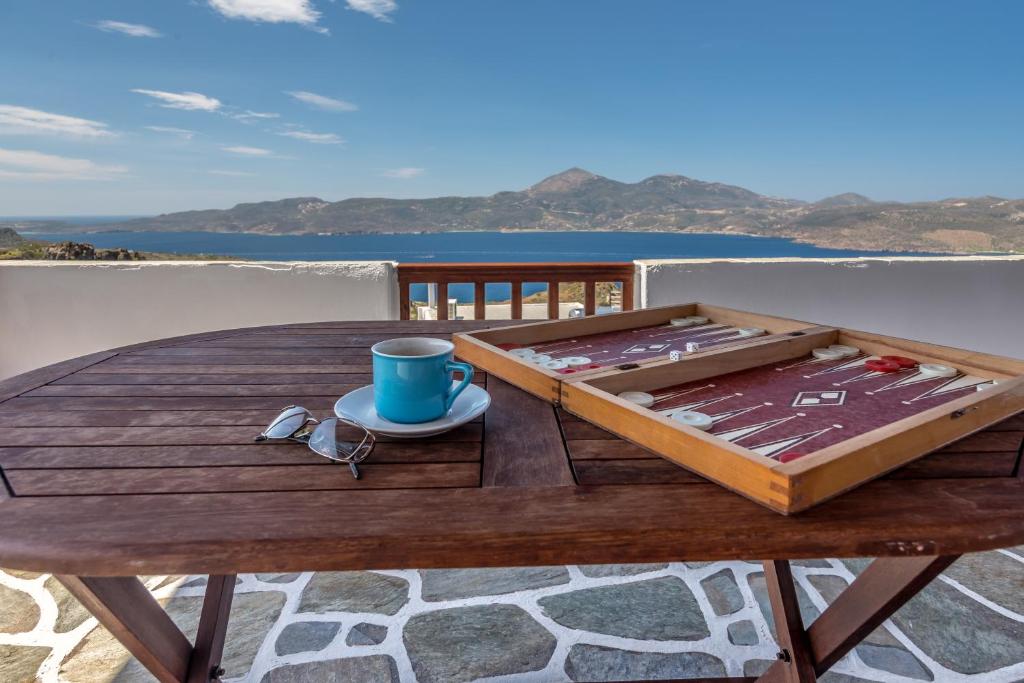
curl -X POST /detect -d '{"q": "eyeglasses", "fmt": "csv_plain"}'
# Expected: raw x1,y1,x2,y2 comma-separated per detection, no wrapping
255,405,376,479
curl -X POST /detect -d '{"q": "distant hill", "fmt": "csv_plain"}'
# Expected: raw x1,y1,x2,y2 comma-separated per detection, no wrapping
8,169,1023,253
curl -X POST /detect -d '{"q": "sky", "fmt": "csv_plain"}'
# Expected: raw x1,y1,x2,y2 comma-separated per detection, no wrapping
0,0,1022,215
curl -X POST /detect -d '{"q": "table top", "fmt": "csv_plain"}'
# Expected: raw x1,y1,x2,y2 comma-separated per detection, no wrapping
0,320,1021,577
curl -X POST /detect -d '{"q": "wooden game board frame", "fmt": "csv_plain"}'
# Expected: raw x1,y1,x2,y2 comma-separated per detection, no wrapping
560,327,1024,514
452,302,819,403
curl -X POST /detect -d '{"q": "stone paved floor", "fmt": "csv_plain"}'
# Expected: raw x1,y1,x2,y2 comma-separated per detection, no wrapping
2,550,1023,682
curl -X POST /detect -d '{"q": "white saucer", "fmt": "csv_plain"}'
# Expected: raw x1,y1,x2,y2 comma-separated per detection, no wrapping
334,383,491,438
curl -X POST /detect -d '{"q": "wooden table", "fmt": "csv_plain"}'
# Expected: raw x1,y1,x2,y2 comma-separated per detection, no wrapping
0,320,1021,683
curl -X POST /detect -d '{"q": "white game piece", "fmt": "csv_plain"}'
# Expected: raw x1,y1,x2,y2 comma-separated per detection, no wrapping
737,327,766,338
976,380,1000,392
669,350,682,361
685,342,701,353
529,354,552,364
670,317,698,327
812,347,845,361
543,359,569,370
685,316,709,325
618,391,655,408
671,410,713,430
918,363,957,378
511,348,536,358
564,356,592,367
828,344,859,357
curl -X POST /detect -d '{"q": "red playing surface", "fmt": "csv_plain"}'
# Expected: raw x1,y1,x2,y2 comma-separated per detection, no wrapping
643,353,991,461
511,322,764,369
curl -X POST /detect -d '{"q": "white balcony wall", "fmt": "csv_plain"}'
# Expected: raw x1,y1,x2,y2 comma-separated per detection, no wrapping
0,261,398,380
637,256,1024,359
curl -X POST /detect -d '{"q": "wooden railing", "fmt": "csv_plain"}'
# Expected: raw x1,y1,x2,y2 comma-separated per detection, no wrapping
396,262,635,321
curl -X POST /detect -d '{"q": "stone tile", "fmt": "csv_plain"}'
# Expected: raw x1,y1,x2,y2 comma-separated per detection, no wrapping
728,619,759,646
275,621,341,656
0,584,40,634
298,572,408,615
539,577,709,641
685,561,714,568
403,604,555,683
261,656,399,683
564,644,726,681
256,573,302,584
182,577,207,588
419,567,569,601
346,622,388,646
577,564,668,578
743,659,774,676
2,569,42,580
943,551,1024,616
857,642,933,680
889,577,1024,674
748,572,819,640
792,559,833,568
60,591,285,682
701,569,744,616
0,644,50,683
45,576,92,634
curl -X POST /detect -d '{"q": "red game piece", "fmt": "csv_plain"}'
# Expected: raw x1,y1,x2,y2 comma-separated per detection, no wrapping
588,363,603,369
881,355,918,369
779,453,805,463
865,359,902,373
559,369,576,374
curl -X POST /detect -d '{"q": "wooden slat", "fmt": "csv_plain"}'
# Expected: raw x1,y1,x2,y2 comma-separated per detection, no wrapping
54,576,192,683
0,409,285,428
6,462,481,496
474,281,486,321
481,377,574,487
2,477,1022,576
584,281,596,316
54,372,377,385
400,281,411,320
437,282,449,321
621,275,635,311
574,459,706,486
0,423,481,447
79,363,375,374
0,351,118,404
1,396,345,411
565,439,653,460
0,442,481,469
23,384,367,398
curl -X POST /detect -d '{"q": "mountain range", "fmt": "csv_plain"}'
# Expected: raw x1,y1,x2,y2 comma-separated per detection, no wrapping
12,168,1024,253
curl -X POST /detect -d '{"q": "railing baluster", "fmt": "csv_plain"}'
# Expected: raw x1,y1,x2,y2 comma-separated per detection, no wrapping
474,282,486,321
511,281,523,320
547,281,559,320
394,263,635,322
437,282,449,321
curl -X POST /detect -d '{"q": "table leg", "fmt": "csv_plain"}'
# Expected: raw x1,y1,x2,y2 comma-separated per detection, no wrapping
755,555,958,682
55,574,237,683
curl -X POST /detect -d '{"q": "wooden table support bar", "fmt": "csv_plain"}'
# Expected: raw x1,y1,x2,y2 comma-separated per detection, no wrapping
55,574,237,683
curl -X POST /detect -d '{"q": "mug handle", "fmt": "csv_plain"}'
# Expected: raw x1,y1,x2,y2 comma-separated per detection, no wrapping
444,361,475,412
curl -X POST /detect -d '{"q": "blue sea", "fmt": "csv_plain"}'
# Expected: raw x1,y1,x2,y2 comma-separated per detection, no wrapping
21,228,919,303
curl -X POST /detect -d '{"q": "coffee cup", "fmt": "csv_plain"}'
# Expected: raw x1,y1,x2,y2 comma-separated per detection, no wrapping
370,337,474,423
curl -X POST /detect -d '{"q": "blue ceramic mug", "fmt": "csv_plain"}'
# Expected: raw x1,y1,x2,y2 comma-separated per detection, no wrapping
371,337,475,423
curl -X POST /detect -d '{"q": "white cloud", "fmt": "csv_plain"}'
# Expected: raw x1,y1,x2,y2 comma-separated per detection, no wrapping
93,20,162,38
381,167,424,179
208,169,256,176
207,0,325,31
233,110,280,122
131,89,222,111
0,147,127,181
346,0,397,21
145,126,196,140
0,105,115,139
279,130,344,145
286,91,358,112
221,145,273,156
